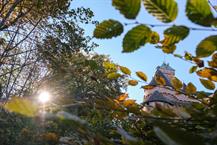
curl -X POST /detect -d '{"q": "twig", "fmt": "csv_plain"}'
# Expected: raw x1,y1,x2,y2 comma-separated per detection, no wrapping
208,0,217,13
124,21,217,31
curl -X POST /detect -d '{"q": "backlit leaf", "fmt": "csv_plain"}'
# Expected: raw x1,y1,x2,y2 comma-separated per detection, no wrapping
196,68,217,82
196,35,217,58
117,93,128,101
171,77,183,90
136,71,148,81
143,0,178,23
141,85,155,90
162,25,189,46
199,79,215,90
128,80,138,86
155,75,166,86
4,97,39,117
112,0,141,19
123,99,136,107
185,82,197,94
186,0,216,27
149,31,160,44
189,66,197,74
120,66,131,75
94,19,123,39
107,72,121,79
162,45,176,54
123,24,151,52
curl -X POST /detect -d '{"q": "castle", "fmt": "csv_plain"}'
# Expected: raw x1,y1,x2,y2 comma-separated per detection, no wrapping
143,63,199,107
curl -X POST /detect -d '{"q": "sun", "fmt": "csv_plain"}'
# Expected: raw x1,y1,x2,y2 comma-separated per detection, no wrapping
38,91,50,103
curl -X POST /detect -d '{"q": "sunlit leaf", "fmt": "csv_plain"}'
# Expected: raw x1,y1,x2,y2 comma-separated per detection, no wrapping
117,93,128,101
162,25,190,46
196,68,217,81
143,0,178,23
186,0,216,27
149,31,160,44
112,0,141,19
136,71,148,81
155,75,166,86
196,35,217,57
94,19,123,39
162,45,176,54
107,72,121,79
128,80,138,86
123,24,151,52
120,66,131,75
199,79,215,90
103,61,117,70
4,97,39,117
171,77,183,90
141,85,155,90
185,82,197,94
184,52,193,60
123,99,136,107
189,66,197,74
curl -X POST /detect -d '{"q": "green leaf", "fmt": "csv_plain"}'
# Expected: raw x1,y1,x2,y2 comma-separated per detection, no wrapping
4,97,39,117
107,72,121,79
112,0,141,19
143,0,178,23
123,24,151,52
136,71,148,81
189,66,197,74
186,0,215,27
154,125,204,145
162,45,176,54
120,66,131,75
200,79,215,90
149,31,160,44
196,35,217,58
162,25,190,46
185,82,197,94
171,77,183,90
93,19,123,39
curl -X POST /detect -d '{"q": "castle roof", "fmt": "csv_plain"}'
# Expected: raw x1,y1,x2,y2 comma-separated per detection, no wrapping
148,69,173,88
144,63,199,106
157,62,175,71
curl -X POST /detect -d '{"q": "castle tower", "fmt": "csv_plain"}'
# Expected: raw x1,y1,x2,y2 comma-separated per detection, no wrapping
144,63,199,106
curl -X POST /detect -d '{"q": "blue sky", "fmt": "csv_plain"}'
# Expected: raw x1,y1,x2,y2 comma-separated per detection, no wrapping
71,0,217,102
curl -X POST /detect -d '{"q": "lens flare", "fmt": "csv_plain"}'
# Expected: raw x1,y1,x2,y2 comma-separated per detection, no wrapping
38,91,50,103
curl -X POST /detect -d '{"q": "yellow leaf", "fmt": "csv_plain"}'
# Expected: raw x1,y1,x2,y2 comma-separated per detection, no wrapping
185,82,197,94
149,31,160,44
136,71,148,81
155,75,166,86
128,80,138,86
197,68,217,82
117,93,128,101
196,68,213,78
107,72,121,79
199,79,215,90
42,132,59,142
141,85,154,90
171,77,183,90
4,97,38,117
120,66,131,75
123,99,136,107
